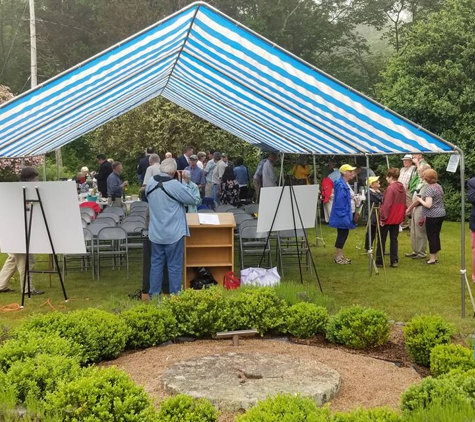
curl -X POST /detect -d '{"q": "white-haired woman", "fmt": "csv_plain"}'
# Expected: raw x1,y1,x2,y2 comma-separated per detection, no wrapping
182,170,201,213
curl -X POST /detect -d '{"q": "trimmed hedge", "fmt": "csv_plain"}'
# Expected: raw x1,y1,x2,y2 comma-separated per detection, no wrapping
285,302,329,339
430,343,475,376
403,315,455,367
121,304,178,349
326,305,389,349
15,309,131,364
157,394,219,422
332,407,401,421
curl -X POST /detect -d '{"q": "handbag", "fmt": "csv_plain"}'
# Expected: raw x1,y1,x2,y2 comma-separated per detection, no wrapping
224,271,241,290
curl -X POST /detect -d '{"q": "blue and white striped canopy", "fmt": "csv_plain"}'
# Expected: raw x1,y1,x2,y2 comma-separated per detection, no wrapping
0,1,456,157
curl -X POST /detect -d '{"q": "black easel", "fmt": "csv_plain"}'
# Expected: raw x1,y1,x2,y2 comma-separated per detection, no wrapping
258,176,323,293
21,186,68,307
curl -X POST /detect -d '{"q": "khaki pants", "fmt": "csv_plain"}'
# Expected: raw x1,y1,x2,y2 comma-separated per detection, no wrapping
205,182,214,198
108,197,123,207
410,206,427,256
0,253,36,292
402,191,413,228
323,195,333,223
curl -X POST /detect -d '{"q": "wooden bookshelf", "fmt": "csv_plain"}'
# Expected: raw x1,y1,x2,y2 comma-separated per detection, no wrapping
184,213,236,289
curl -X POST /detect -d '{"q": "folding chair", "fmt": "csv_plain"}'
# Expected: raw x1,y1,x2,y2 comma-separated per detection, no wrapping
81,212,92,224
130,201,148,212
123,215,146,224
120,221,146,252
216,204,236,212
239,224,272,269
103,206,125,220
229,208,246,215
88,221,112,236
277,229,310,277
62,228,94,279
96,227,129,279
244,203,259,215
94,215,117,226
80,206,95,219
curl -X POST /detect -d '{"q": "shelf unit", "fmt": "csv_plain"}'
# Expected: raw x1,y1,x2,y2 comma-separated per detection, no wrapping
184,213,236,289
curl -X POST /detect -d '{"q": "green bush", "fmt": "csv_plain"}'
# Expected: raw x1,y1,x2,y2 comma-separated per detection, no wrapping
400,370,475,411
0,332,83,372
220,287,288,335
6,354,81,404
430,343,475,376
326,305,389,349
235,394,330,421
44,366,158,421
331,407,401,421
157,394,219,422
402,399,475,422
163,288,228,337
15,309,131,363
285,302,328,339
403,315,455,367
121,304,178,349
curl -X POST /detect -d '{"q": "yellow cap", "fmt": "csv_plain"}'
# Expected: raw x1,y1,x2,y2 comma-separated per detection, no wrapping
339,164,356,173
367,176,380,186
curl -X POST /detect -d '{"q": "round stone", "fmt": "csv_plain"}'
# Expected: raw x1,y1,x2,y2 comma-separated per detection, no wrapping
162,352,340,411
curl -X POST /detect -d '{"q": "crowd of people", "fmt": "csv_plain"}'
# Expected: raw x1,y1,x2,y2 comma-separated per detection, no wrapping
327,154,446,267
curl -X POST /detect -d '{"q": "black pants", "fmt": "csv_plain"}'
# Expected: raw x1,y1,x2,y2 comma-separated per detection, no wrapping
426,216,444,253
239,186,248,201
335,228,349,249
365,224,377,251
376,224,399,265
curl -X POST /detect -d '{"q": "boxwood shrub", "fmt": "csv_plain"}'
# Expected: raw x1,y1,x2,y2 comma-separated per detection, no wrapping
235,394,330,421
0,332,83,372
43,366,158,421
430,343,475,376
220,287,288,335
326,305,389,349
6,354,81,404
15,309,131,364
331,407,401,421
285,302,328,339
121,304,178,349
157,394,219,422
403,315,455,367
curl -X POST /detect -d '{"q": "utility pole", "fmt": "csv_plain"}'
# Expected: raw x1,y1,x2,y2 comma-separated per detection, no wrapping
29,0,37,88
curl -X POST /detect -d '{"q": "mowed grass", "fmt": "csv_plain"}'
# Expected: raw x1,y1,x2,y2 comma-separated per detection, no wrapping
0,221,474,339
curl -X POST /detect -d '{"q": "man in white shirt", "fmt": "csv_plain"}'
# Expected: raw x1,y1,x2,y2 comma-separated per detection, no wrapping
398,154,416,229
140,154,161,200
262,153,278,187
211,152,227,204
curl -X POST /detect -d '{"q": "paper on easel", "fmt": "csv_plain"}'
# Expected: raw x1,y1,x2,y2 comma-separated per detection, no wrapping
198,213,220,225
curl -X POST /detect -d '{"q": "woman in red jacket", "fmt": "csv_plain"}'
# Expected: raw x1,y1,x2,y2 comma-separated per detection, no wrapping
376,168,406,268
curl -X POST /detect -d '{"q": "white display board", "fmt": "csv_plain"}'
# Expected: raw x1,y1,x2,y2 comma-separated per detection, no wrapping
257,185,319,233
0,182,86,254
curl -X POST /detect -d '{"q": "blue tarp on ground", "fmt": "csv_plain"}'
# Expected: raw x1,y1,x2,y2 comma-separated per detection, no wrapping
0,2,455,157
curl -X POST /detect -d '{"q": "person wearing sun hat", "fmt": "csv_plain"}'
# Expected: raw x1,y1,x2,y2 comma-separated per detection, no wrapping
329,164,360,264
364,176,383,252
398,154,416,229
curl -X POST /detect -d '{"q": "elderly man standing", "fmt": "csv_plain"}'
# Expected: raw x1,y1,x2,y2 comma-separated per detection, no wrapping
146,158,200,296
262,153,278,187
211,152,227,205
398,154,416,229
185,154,206,195
107,161,128,206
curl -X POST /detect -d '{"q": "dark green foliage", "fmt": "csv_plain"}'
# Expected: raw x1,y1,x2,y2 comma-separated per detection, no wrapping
44,366,158,421
221,287,288,335
235,394,330,421
121,304,178,349
285,302,329,339
6,354,81,404
403,315,455,367
0,332,83,372
15,309,131,364
163,288,229,337
402,399,475,421
430,343,475,376
332,407,401,421
326,305,390,349
157,394,219,422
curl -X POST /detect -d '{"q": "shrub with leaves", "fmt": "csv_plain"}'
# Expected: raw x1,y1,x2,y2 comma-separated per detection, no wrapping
157,394,219,422
331,407,401,421
44,366,158,421
235,394,330,421
15,309,130,363
403,315,455,367
326,305,389,349
220,287,288,335
163,288,228,337
121,304,178,349
6,354,81,404
401,369,475,411
285,302,329,339
402,399,475,422
430,343,475,376
0,332,83,372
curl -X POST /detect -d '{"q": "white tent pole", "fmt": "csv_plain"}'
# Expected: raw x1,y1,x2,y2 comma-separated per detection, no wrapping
459,149,466,317
43,155,46,181
279,153,284,186
386,155,390,168
366,155,372,274
314,154,319,246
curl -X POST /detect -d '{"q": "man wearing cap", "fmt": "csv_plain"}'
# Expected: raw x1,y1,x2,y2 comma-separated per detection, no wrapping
364,176,383,251
329,164,360,264
185,155,206,194
398,154,416,229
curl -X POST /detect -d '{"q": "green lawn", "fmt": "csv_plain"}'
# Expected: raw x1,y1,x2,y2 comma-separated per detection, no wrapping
0,221,473,339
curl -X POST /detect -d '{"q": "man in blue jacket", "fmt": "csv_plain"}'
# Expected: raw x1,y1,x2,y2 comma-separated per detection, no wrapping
146,158,200,297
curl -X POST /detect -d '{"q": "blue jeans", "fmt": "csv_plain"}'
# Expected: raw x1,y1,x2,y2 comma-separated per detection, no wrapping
212,183,220,205
149,237,184,297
